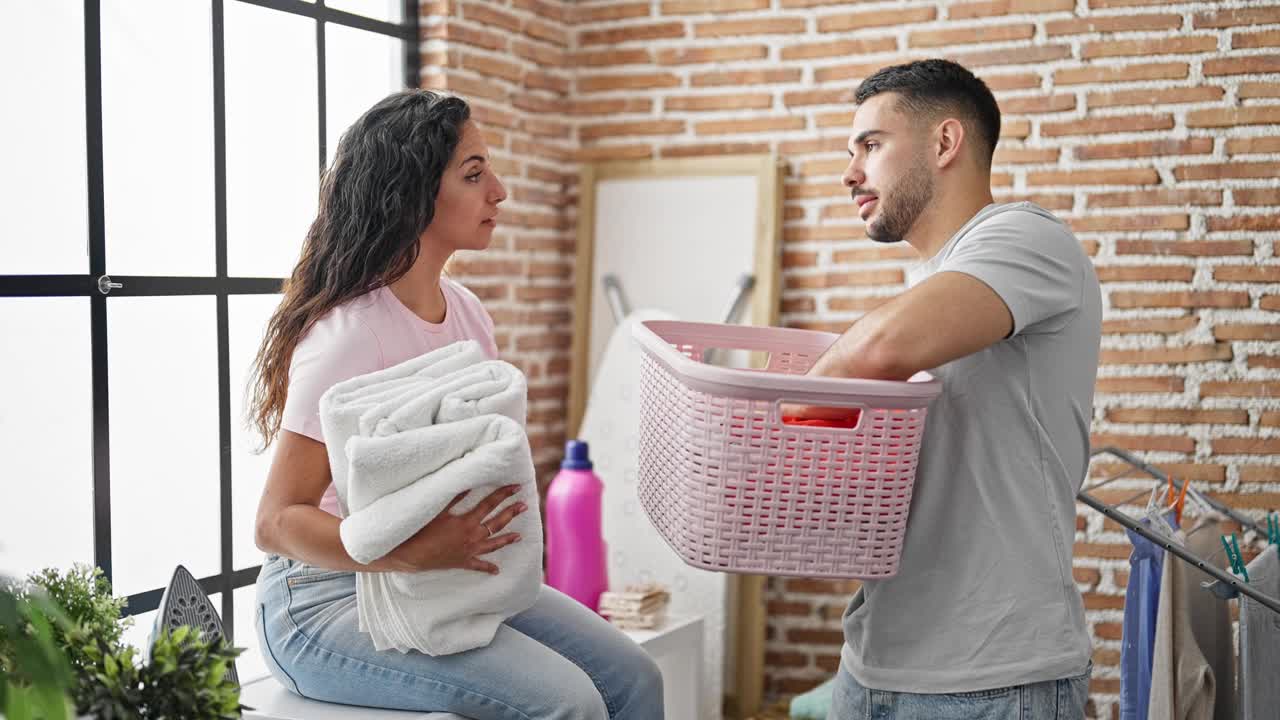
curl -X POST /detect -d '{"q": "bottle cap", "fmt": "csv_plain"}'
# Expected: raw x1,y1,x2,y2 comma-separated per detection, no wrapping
561,439,593,470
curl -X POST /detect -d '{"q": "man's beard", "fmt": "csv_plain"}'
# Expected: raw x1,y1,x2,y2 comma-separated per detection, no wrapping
862,158,934,244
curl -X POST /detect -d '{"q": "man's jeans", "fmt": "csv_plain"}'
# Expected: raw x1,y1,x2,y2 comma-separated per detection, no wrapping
828,663,1091,720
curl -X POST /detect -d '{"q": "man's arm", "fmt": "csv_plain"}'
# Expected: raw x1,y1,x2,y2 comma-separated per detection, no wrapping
808,271,1014,381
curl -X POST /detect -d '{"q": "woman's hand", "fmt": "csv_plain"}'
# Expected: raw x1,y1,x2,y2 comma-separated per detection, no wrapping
387,484,528,574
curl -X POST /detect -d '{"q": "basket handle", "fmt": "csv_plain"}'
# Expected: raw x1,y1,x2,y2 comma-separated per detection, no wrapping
634,320,943,407
774,398,868,433
701,346,771,370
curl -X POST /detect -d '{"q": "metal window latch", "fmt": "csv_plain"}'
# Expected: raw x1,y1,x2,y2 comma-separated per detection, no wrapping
97,275,123,295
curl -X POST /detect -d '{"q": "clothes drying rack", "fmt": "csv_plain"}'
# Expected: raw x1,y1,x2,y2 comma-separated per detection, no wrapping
1078,446,1280,615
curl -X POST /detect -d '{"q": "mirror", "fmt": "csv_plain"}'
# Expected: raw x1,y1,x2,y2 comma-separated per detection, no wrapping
570,154,782,719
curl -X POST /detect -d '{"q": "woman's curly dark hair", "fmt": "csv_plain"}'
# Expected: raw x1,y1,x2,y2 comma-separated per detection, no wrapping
248,90,471,447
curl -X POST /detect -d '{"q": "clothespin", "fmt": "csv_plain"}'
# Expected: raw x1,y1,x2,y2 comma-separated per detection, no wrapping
1142,486,1179,542
1268,512,1279,547
1222,533,1251,582
1172,476,1189,527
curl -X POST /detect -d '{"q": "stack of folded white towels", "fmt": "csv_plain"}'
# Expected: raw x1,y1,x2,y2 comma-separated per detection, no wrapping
319,340,543,655
598,583,671,630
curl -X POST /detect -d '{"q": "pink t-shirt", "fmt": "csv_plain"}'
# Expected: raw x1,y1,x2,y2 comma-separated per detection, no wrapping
281,277,500,516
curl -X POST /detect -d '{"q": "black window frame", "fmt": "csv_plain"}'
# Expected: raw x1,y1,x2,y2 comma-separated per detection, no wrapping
0,0,420,644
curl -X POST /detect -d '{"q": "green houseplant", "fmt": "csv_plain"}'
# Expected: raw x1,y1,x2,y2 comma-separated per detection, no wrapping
79,626,241,720
0,578,76,720
24,565,129,711
2,565,242,719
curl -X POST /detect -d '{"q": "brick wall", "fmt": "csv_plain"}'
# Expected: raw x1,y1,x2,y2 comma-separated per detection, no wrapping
420,0,577,483
420,1,1280,716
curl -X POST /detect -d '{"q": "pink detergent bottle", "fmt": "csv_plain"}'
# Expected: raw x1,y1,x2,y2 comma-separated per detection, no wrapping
545,440,608,613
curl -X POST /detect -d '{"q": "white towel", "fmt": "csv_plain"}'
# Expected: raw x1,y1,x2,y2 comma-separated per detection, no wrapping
318,341,543,655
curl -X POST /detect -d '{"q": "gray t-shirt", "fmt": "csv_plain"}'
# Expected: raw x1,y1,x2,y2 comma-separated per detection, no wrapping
841,202,1102,693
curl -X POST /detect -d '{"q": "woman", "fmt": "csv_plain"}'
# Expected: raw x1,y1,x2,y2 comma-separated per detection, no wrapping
248,90,663,719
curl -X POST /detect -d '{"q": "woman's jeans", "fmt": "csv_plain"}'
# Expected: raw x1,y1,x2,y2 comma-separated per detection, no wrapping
255,554,663,719
828,662,1091,720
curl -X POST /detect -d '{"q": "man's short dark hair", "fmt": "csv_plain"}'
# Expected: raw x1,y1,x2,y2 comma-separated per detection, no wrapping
855,59,1001,167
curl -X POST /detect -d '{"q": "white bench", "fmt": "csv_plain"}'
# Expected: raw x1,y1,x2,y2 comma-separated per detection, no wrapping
240,678,464,720
240,615,704,720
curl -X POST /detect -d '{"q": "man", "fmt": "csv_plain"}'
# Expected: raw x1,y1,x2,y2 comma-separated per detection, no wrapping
808,59,1102,718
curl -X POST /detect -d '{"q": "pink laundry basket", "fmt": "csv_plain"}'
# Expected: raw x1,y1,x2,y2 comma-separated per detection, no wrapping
631,320,943,579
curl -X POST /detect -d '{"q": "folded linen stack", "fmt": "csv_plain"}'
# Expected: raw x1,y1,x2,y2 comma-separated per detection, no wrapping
598,583,671,630
319,340,543,655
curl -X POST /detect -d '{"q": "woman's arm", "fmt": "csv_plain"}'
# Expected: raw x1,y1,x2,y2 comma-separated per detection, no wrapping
254,430,527,573
253,430,376,571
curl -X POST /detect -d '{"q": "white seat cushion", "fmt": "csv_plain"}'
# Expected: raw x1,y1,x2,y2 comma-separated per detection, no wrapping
239,675,469,720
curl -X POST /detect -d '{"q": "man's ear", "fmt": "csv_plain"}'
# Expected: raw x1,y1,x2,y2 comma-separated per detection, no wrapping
934,118,966,169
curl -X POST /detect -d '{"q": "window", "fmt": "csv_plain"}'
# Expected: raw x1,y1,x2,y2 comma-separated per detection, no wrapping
0,0,416,680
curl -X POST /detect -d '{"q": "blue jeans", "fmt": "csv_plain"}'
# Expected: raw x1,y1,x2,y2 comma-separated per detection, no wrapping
255,554,663,719
828,663,1091,720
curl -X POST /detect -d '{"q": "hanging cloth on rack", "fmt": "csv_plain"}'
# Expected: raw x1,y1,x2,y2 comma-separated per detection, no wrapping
1239,545,1280,720
1183,519,1237,720
1147,526,1215,720
1120,520,1168,720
